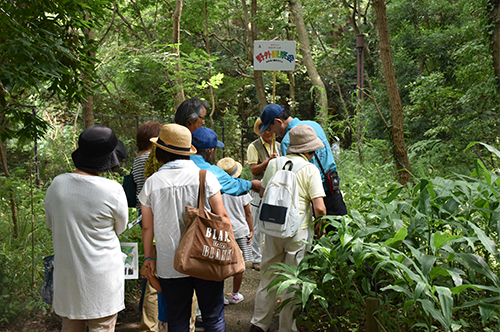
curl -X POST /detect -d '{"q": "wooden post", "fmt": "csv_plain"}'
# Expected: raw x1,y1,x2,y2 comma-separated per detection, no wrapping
365,297,380,332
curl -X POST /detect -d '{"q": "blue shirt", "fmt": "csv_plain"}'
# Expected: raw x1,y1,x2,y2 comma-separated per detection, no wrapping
191,154,252,196
280,118,337,191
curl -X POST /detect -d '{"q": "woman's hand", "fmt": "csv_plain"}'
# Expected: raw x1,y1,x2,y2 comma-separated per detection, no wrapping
246,230,254,245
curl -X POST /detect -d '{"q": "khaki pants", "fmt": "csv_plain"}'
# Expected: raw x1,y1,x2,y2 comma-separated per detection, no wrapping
139,281,159,332
61,313,118,332
250,228,310,332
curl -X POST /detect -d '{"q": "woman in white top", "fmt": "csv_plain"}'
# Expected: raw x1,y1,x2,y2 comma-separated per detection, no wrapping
45,125,128,332
140,124,229,332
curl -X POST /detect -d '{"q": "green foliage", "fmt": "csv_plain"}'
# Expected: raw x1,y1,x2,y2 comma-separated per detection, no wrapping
269,142,500,331
0,0,111,142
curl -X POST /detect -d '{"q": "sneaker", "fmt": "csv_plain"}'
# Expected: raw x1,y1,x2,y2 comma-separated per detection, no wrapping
252,262,261,271
228,292,244,304
224,297,229,305
195,318,205,331
195,316,205,331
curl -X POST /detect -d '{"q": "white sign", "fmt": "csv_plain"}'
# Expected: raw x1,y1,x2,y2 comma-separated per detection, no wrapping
253,41,296,71
121,242,139,279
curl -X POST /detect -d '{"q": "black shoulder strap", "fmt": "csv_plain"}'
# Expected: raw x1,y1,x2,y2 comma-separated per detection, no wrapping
314,152,326,176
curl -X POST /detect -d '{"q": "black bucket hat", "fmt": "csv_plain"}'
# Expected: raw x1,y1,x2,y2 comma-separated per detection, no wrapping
71,125,128,172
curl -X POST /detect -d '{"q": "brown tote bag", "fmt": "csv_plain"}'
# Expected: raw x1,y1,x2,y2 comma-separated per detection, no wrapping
174,170,245,282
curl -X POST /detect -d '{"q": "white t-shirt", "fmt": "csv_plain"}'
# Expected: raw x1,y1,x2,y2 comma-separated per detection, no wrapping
139,160,222,279
45,173,128,320
221,193,252,239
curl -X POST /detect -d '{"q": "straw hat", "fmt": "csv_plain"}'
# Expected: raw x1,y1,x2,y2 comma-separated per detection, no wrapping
254,118,263,136
72,125,127,172
287,124,324,154
217,157,243,178
150,124,197,156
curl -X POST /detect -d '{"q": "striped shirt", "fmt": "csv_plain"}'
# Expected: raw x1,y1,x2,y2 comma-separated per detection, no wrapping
132,152,150,209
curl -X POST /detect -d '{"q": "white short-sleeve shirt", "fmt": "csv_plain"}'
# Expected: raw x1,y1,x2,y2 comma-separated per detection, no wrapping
221,193,252,239
139,160,222,279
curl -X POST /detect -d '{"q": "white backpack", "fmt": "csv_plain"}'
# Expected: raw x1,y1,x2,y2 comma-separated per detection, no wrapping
259,156,310,238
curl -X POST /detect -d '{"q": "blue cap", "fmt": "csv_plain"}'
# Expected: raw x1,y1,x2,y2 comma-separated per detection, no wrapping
259,104,284,134
192,127,225,149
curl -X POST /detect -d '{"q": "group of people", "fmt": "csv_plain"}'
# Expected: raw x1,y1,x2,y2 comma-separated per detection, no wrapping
44,97,347,332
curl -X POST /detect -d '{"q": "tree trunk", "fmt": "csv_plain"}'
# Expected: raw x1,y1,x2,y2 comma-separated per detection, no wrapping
490,0,500,95
287,0,328,123
172,0,185,108
245,0,267,111
0,81,19,238
287,16,296,116
203,1,216,129
83,12,95,128
82,96,94,128
373,0,412,186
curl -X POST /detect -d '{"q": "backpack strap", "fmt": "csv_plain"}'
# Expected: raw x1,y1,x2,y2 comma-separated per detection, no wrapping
276,156,309,173
289,156,310,174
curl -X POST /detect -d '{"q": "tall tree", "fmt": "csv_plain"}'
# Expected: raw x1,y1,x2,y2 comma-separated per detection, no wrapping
172,0,185,108
490,0,500,95
248,0,268,111
372,0,412,185
82,10,95,128
0,0,103,236
287,0,328,122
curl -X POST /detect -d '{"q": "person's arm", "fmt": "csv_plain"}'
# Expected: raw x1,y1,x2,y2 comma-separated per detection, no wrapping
250,180,261,193
244,203,254,244
209,191,230,224
215,166,253,196
312,197,327,237
249,153,279,175
140,264,162,293
141,204,156,276
114,186,129,235
148,274,162,293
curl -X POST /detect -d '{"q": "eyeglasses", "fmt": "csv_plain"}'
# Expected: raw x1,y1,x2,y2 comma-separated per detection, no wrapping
198,115,205,121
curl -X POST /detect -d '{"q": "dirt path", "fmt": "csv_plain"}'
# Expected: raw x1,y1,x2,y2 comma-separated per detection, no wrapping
116,261,280,332
6,263,279,331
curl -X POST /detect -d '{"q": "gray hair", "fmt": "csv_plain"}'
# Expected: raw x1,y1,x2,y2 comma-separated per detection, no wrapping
174,98,209,127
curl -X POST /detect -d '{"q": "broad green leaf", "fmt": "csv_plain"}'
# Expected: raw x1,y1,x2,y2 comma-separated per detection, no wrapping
381,285,412,297
445,267,464,287
301,282,316,307
433,232,448,253
451,284,500,295
457,253,500,287
435,286,453,327
383,228,408,247
323,273,334,283
430,266,450,281
414,281,427,300
375,258,422,285
479,304,497,325
454,296,500,309
405,243,436,276
418,299,448,329
383,186,403,203
466,142,500,160
467,220,499,262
